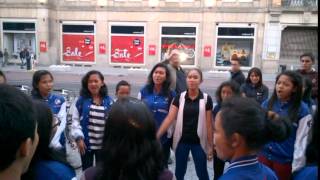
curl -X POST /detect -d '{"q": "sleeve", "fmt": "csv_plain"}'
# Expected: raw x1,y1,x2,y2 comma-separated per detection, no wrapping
70,98,84,141
240,84,246,94
206,95,213,110
49,101,67,149
262,85,269,103
261,99,269,110
172,94,180,108
292,112,313,173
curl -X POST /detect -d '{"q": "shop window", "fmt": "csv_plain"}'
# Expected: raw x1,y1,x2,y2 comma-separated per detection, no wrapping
160,25,197,66
109,23,145,65
61,23,95,63
215,25,255,68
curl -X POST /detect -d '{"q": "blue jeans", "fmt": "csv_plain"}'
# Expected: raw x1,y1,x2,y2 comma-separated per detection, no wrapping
175,143,209,180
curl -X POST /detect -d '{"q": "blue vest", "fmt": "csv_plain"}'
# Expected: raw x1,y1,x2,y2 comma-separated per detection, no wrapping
75,96,113,150
260,99,310,163
35,160,76,180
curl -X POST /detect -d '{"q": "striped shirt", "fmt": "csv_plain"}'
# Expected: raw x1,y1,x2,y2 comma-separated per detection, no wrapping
88,104,106,150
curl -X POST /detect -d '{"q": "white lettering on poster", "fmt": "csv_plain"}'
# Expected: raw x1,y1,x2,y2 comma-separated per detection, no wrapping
112,49,131,59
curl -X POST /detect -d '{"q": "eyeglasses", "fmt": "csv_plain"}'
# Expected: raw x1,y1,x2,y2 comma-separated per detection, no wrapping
52,116,61,129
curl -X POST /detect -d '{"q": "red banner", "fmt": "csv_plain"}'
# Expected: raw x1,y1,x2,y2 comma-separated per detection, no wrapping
62,34,95,62
110,36,144,64
99,43,106,54
149,45,156,55
203,45,211,57
40,41,47,52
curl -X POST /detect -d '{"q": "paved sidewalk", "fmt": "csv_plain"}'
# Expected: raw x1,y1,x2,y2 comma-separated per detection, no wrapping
0,64,278,82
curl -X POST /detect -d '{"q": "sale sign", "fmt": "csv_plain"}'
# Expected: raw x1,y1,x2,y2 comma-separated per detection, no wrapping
99,43,106,54
110,36,144,64
40,41,47,52
62,34,95,62
203,45,211,57
149,45,156,55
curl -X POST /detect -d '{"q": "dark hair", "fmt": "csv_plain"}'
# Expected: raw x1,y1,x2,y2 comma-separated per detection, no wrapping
0,70,6,83
31,70,54,99
268,71,303,122
300,52,315,63
97,97,164,180
115,80,131,94
22,100,71,179
146,63,172,97
231,54,239,61
215,81,240,104
302,77,313,104
80,70,108,98
0,84,37,171
220,97,291,150
187,68,203,83
305,109,318,165
246,67,263,87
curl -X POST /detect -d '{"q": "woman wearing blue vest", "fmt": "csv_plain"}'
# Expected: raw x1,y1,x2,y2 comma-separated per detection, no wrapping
259,71,312,180
214,97,291,180
157,68,213,180
31,70,66,151
22,100,75,180
138,63,176,167
70,70,113,170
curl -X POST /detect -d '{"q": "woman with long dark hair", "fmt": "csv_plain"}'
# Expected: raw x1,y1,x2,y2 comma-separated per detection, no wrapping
70,70,113,170
212,80,240,180
31,70,66,150
157,68,213,180
137,63,176,167
22,100,75,180
240,67,269,104
81,97,173,180
259,70,312,180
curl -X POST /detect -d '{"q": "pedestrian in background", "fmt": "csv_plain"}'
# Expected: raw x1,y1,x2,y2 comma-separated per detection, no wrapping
138,63,176,168
240,67,269,104
214,97,291,180
229,54,245,87
31,70,67,151
3,49,9,67
157,68,213,180
259,71,312,180
164,49,187,94
0,49,3,67
81,97,173,180
70,70,113,170
296,53,318,101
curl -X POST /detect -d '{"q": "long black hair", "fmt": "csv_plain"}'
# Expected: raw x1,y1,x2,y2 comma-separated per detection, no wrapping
220,97,291,150
80,70,108,98
215,81,240,104
246,67,263,87
146,63,172,97
31,70,54,99
97,97,165,180
22,100,72,180
268,71,303,123
305,109,318,165
302,77,313,106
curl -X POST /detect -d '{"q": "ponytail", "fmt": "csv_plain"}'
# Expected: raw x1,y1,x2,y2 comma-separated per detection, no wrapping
264,111,291,142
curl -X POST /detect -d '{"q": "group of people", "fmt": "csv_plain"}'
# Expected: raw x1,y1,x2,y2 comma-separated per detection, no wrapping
0,50,318,180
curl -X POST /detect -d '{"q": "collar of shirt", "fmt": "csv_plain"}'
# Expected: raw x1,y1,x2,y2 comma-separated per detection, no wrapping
184,90,204,101
225,155,258,173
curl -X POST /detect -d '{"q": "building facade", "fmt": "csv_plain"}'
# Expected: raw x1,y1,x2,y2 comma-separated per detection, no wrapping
0,0,317,73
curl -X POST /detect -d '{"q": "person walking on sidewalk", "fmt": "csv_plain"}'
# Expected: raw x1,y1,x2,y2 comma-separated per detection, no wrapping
0,50,3,67
3,49,9,67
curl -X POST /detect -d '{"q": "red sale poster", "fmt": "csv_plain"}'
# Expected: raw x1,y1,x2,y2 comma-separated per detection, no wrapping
62,34,95,62
110,36,144,64
40,41,47,52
